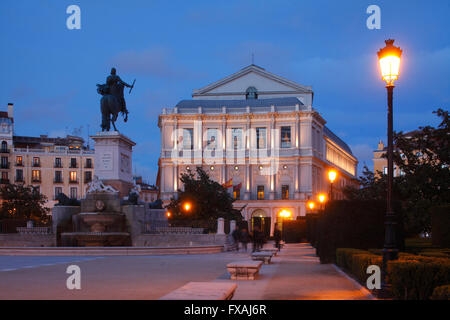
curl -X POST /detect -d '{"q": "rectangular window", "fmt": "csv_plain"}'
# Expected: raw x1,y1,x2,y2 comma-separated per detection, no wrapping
55,171,62,183
280,126,291,148
85,171,92,183
182,128,194,150
33,157,40,167
16,169,23,182
257,185,264,200
55,187,62,199
16,156,23,166
231,128,243,150
70,158,77,168
70,171,77,183
55,157,62,168
85,158,92,168
383,167,388,175
1,156,8,169
70,187,77,199
256,128,267,149
1,171,8,182
205,129,218,149
282,185,289,200
233,188,240,200
32,170,40,182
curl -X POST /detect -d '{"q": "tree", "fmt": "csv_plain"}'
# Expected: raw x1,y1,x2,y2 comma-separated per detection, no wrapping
165,167,242,224
0,184,50,223
343,109,449,235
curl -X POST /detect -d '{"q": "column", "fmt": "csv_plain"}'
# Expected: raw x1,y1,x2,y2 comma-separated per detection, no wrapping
217,218,225,235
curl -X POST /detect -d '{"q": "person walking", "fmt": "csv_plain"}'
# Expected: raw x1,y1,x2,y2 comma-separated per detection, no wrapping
231,226,240,251
252,226,262,252
274,223,282,251
240,228,250,252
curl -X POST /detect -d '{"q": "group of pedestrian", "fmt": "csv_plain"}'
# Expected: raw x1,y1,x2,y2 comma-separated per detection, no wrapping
231,224,282,252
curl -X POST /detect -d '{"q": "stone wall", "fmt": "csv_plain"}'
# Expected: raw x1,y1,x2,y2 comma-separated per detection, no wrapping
0,234,55,247
133,234,226,247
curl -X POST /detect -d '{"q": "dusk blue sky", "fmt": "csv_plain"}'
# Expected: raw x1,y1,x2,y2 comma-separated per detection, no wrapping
1,0,449,184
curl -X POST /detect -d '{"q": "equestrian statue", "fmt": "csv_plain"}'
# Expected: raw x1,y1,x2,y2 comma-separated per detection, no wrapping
96,68,135,131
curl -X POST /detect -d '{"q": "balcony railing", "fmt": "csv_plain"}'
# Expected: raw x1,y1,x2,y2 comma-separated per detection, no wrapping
0,179,9,184
54,178,63,183
69,179,79,184
15,177,24,183
84,177,92,183
31,178,41,183
54,163,63,168
85,163,93,168
15,162,23,167
32,163,41,167
0,149,9,153
13,148,95,155
69,164,78,168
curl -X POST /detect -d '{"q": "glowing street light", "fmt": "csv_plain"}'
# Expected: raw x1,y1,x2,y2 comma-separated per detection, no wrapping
328,169,337,200
166,211,172,218
307,201,315,211
318,193,326,204
183,202,191,212
378,39,402,290
279,209,292,218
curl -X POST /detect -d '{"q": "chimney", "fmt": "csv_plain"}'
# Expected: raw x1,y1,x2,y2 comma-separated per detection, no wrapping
377,140,385,150
7,103,13,119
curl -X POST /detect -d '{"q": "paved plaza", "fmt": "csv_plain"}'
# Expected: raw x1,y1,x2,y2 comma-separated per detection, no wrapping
0,243,373,300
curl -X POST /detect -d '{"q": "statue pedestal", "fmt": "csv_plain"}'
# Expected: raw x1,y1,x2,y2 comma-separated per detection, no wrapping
92,131,136,197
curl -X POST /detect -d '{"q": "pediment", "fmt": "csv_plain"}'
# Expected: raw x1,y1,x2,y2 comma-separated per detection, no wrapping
192,65,312,97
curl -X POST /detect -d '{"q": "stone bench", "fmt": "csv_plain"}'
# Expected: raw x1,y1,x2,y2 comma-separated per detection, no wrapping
159,282,237,300
260,248,279,256
252,252,273,264
227,260,263,280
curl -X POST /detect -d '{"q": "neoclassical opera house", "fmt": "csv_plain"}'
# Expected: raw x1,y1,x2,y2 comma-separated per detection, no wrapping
157,65,358,236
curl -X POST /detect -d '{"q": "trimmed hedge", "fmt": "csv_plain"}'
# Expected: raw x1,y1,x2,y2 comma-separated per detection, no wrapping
315,200,404,263
431,205,450,248
336,248,450,299
431,285,450,300
388,258,450,300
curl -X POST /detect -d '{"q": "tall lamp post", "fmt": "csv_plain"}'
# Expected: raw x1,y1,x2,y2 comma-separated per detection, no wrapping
377,39,402,290
328,170,337,200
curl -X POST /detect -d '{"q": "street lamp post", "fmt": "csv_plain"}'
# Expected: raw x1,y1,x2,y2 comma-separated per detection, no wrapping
377,39,402,290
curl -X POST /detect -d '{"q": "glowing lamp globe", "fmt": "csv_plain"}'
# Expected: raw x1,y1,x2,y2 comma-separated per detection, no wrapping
377,39,402,85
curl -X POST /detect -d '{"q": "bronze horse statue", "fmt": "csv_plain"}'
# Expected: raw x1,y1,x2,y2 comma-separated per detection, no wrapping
96,83,128,132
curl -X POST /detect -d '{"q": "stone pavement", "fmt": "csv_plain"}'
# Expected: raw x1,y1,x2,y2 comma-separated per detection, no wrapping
0,243,373,300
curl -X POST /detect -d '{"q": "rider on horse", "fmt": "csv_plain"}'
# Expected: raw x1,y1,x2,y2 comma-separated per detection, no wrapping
107,67,132,116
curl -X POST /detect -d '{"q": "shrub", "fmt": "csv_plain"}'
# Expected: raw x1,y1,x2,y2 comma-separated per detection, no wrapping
431,205,450,248
316,200,404,263
388,258,450,300
350,253,382,283
431,285,450,300
336,248,368,270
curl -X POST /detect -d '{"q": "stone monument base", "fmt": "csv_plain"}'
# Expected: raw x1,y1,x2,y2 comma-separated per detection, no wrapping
101,179,134,199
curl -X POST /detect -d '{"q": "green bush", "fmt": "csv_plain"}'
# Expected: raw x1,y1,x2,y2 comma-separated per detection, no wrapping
431,285,450,300
316,200,404,263
350,254,382,283
431,205,450,248
388,258,450,300
336,248,368,270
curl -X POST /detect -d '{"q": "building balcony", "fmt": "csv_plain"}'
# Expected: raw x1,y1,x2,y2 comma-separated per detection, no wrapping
85,163,93,169
54,163,63,168
32,163,41,168
84,177,92,183
31,179,41,183
15,177,24,183
53,178,63,184
69,179,79,184
0,149,9,154
69,164,78,168
15,163,23,167
0,179,9,184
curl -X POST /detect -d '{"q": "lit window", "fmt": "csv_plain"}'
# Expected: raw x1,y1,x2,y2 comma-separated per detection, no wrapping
16,156,22,166
32,170,41,182
256,128,266,149
70,171,77,182
281,127,291,148
257,185,264,200
282,185,289,200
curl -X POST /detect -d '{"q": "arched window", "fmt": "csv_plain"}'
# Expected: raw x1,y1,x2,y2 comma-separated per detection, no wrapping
246,87,258,100
1,141,7,152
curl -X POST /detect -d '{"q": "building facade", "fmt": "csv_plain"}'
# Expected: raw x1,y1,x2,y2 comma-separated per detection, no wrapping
158,65,358,235
0,103,95,209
